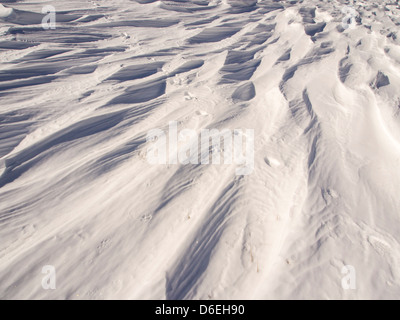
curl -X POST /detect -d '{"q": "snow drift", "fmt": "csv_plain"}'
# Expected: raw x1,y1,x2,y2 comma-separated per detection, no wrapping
0,4,13,18
1,0,400,300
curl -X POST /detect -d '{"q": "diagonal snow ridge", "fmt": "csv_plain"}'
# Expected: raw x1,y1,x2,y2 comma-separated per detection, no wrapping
1,0,400,300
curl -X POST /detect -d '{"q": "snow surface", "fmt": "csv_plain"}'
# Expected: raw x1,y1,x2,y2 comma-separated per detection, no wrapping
1,0,400,300
0,5,13,19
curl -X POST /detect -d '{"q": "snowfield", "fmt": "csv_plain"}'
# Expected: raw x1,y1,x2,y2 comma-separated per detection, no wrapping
1,0,400,300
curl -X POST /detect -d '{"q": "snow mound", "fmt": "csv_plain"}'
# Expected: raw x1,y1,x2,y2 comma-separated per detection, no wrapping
0,4,13,18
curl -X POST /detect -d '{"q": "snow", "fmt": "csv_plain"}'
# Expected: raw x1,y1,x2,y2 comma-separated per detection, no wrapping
0,4,12,18
1,0,400,300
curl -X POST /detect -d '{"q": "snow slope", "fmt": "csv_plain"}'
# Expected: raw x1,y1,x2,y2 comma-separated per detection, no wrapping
0,5,12,19
1,0,400,300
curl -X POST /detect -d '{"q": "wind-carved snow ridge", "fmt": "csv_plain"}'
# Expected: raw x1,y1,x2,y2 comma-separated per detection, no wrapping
0,4,13,18
1,0,400,300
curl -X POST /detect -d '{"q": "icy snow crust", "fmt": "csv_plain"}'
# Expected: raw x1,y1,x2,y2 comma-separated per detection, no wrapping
1,0,400,299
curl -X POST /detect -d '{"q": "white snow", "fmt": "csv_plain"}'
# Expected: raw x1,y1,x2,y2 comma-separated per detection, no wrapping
1,0,400,300
0,5,13,18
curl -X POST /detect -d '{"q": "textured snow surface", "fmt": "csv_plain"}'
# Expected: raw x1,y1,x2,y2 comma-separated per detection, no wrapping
1,0,400,300
0,5,13,19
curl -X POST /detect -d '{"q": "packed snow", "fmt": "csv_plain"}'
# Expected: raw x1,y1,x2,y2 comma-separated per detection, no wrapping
1,0,400,300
